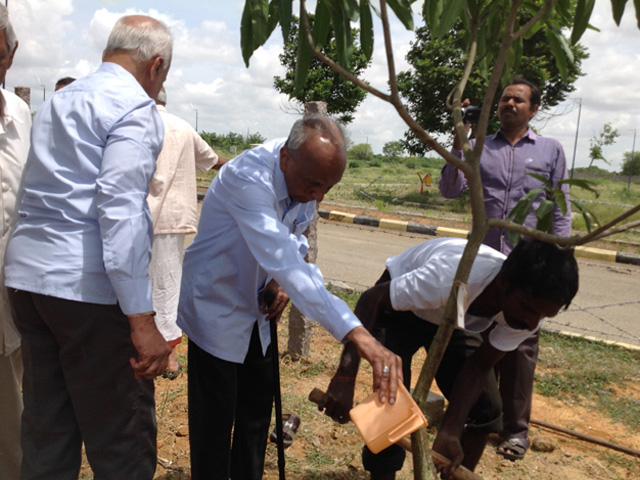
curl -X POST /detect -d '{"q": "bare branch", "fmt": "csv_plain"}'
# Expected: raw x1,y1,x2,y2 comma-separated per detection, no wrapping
299,1,391,103
513,0,555,41
379,0,400,99
588,219,640,241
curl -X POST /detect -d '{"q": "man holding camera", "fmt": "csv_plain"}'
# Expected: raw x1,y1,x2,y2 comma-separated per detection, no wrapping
439,77,571,461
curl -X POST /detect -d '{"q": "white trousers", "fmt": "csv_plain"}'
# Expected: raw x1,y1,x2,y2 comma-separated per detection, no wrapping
149,233,185,344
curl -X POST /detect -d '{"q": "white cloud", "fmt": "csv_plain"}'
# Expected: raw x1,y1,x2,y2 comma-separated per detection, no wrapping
4,0,640,171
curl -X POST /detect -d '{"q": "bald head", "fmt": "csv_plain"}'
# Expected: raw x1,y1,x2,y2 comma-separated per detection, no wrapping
280,115,346,204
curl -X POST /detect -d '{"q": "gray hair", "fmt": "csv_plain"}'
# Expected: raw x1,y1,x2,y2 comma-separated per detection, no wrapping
0,5,18,55
286,114,346,157
104,16,173,70
156,88,167,105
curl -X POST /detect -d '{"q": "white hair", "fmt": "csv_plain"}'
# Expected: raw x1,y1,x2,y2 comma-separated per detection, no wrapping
0,5,18,55
156,88,167,105
104,16,173,70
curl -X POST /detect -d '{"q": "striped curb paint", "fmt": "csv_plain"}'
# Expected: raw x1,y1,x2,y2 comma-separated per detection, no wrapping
318,208,640,267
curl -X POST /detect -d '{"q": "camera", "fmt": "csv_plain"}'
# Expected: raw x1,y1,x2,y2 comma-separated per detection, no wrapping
462,105,481,124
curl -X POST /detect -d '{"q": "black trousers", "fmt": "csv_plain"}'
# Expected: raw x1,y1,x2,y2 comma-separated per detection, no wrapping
363,271,503,474
496,328,539,440
187,323,274,480
9,289,157,480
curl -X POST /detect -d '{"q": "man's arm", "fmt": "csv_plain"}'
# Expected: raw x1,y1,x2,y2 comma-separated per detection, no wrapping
432,340,506,476
193,131,221,172
551,144,572,237
97,101,170,378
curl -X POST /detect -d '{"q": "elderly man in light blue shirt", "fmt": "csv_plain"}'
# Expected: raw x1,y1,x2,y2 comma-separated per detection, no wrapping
178,114,402,480
4,15,172,479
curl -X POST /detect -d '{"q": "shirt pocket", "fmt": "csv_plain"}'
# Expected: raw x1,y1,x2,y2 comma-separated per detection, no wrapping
524,163,551,192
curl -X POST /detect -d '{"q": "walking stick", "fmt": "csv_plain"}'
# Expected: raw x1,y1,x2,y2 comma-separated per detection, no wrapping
266,292,286,479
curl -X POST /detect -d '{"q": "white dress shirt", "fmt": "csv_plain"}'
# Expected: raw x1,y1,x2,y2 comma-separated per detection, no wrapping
0,89,31,355
177,139,361,363
387,237,537,351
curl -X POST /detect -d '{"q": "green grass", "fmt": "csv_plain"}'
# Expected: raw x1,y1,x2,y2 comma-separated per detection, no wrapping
536,331,640,430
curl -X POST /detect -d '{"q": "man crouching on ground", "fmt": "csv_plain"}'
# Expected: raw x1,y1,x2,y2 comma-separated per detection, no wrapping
319,237,578,479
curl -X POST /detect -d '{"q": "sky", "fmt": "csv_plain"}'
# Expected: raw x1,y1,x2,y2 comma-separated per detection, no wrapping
4,0,640,172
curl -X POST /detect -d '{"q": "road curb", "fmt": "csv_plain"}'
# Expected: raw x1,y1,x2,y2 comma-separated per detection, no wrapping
318,208,640,267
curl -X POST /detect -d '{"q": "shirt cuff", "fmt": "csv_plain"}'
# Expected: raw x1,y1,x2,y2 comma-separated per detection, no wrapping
111,278,153,315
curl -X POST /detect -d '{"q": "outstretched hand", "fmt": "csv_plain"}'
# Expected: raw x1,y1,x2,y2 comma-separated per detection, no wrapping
345,326,402,404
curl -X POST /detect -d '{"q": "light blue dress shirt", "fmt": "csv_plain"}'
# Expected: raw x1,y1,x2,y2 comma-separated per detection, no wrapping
177,138,362,363
4,62,163,315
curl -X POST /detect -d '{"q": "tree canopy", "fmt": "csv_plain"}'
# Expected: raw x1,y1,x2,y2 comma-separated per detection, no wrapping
621,150,640,176
273,14,370,124
398,18,588,154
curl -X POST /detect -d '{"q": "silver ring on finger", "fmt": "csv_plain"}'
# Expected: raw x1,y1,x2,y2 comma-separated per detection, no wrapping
382,365,390,375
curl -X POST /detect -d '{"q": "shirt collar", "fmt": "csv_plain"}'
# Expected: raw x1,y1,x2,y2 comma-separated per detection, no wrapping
496,126,537,144
272,140,292,206
0,90,27,131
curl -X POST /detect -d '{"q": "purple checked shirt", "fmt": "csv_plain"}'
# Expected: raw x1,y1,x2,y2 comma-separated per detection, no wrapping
439,128,571,254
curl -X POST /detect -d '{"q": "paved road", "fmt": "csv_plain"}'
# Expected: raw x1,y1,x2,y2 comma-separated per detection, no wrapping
316,219,640,349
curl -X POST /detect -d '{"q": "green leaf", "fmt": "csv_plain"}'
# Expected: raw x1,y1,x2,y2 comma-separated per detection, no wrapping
276,0,291,41
546,27,569,80
240,0,270,66
312,0,332,49
344,0,360,21
535,198,555,232
508,189,543,225
436,0,464,39
553,189,568,217
527,172,552,186
611,0,629,25
267,1,282,40
293,15,313,97
360,0,374,60
570,199,600,232
387,0,415,30
425,0,443,34
326,2,353,68
571,0,596,44
635,0,640,28
557,178,600,197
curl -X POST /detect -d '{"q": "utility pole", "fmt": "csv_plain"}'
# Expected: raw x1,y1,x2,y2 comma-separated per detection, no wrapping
628,129,636,190
190,102,198,132
570,98,582,180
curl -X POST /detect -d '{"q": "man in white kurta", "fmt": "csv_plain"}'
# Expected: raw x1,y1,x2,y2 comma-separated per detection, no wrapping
0,6,32,478
147,88,222,375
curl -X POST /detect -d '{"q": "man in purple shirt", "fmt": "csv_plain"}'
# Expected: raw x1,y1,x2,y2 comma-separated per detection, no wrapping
439,77,571,460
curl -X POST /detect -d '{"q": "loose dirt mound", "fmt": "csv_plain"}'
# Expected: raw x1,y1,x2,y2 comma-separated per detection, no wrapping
139,323,640,480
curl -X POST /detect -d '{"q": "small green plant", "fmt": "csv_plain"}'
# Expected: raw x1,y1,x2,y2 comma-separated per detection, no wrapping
348,160,362,169
508,174,600,246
